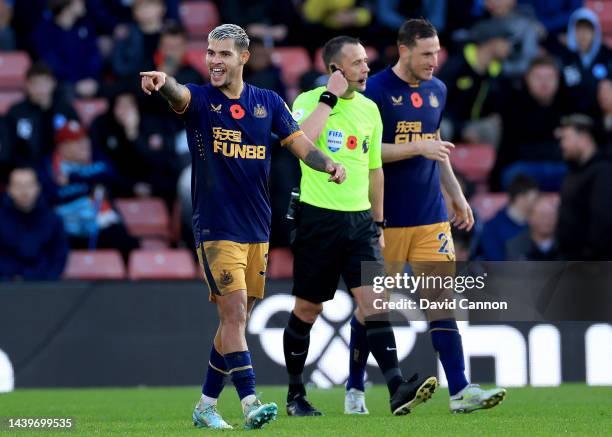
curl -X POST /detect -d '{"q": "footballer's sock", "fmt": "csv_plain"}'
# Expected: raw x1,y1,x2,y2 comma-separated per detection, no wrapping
224,351,256,403
201,344,227,404
430,319,469,396
283,312,313,399
346,315,369,392
365,319,403,396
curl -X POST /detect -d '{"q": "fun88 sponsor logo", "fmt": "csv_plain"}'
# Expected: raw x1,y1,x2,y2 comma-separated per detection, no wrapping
326,130,344,153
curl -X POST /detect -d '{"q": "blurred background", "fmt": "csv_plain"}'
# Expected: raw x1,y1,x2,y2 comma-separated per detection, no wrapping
0,0,611,391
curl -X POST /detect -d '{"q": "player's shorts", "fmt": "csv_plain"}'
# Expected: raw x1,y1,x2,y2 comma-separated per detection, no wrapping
384,222,456,321
196,240,269,302
291,203,383,304
383,221,456,264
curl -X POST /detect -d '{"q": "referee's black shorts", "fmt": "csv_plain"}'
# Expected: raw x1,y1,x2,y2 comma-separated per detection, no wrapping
291,203,384,304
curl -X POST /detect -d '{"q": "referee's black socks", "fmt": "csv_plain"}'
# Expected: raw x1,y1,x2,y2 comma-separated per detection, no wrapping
283,311,313,400
365,319,403,396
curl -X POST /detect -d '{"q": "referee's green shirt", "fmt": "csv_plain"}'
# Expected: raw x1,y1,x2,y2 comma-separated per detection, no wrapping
292,86,383,212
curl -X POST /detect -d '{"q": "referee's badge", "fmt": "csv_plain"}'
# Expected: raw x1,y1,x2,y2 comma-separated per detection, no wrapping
326,129,343,153
253,104,268,118
429,92,439,108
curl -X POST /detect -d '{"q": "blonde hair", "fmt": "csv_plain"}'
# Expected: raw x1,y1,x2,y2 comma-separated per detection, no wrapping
208,24,250,51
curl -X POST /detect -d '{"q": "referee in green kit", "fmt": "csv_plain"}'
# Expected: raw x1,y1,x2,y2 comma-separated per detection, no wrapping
282,36,438,417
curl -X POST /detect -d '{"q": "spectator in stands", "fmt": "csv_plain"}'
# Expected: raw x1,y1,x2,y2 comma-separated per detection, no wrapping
518,0,582,37
506,195,560,260
556,114,612,260
111,0,166,82
0,0,15,49
303,0,372,30
301,0,373,50
5,62,78,167
90,90,180,208
31,0,102,98
144,21,204,132
491,56,569,191
218,0,295,45
375,0,426,44
478,174,539,261
438,18,512,147
0,119,10,182
244,37,287,102
484,0,542,78
154,22,203,87
11,0,45,52
559,8,612,116
0,167,68,280
37,120,138,259
597,78,612,153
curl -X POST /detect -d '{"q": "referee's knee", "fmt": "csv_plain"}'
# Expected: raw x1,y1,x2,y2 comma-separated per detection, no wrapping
293,298,323,324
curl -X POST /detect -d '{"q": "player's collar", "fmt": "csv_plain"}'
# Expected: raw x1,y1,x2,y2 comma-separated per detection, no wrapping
219,81,245,100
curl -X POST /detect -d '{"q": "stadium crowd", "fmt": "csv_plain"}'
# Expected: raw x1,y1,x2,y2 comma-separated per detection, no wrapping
0,0,611,280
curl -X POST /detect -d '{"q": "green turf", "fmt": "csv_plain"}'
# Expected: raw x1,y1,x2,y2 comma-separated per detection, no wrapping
1,385,611,436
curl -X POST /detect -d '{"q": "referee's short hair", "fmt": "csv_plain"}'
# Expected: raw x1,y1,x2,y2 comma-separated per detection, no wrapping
208,24,250,52
397,18,437,48
322,36,361,69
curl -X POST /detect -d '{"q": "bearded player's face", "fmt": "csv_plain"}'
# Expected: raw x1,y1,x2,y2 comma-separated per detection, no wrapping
206,38,249,89
400,36,440,82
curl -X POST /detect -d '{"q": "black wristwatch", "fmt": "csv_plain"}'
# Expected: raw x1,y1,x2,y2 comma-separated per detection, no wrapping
375,220,386,229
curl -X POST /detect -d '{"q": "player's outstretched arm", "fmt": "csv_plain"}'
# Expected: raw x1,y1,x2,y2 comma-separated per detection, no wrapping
286,134,346,184
140,71,191,113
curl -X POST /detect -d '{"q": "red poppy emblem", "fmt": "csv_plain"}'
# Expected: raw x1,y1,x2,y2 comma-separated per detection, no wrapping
410,92,423,108
230,104,245,119
347,135,358,150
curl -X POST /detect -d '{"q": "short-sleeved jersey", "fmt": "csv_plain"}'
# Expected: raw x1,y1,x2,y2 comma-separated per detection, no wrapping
292,86,382,212
364,67,448,227
181,83,302,244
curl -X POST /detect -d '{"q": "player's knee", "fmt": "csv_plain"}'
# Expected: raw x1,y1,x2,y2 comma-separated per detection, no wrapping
293,299,322,324
219,301,247,327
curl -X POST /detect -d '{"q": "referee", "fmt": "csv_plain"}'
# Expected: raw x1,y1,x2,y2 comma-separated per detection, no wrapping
282,36,437,417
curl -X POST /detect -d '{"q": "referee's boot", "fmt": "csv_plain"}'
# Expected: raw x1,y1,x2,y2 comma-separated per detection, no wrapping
390,373,438,416
286,392,323,417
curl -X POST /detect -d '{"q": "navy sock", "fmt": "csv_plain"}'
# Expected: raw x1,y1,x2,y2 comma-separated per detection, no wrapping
365,319,403,396
202,344,227,398
346,315,369,392
283,312,313,399
224,351,256,400
430,319,469,396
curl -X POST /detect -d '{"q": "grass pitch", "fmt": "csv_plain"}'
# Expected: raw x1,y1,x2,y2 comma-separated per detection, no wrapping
1,385,611,436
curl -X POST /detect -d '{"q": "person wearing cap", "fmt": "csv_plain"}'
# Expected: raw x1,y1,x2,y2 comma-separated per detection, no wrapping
555,113,612,260
483,0,543,78
37,119,138,260
437,18,512,148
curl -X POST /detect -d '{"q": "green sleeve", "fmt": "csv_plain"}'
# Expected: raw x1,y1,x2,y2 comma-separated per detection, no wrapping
369,105,383,170
291,89,319,124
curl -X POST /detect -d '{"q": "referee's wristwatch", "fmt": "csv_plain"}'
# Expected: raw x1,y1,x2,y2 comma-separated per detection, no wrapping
375,220,387,229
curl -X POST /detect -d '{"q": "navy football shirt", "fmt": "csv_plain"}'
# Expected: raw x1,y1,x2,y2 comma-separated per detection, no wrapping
179,83,302,244
364,67,448,227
